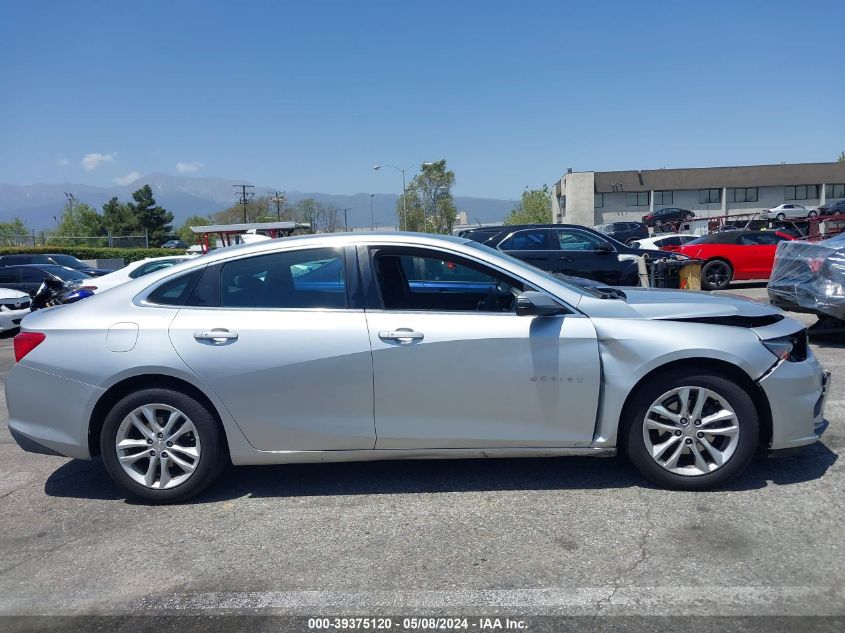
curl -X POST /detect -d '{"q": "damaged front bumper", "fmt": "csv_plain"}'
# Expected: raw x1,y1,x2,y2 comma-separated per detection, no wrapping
760,355,830,451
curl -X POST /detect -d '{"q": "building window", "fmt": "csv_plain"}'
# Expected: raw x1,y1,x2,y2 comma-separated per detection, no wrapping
626,191,649,206
699,189,721,204
653,190,673,205
785,185,820,200
727,187,758,203
826,184,845,199
594,194,603,209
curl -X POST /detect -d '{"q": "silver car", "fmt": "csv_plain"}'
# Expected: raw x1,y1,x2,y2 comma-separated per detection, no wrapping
6,233,830,502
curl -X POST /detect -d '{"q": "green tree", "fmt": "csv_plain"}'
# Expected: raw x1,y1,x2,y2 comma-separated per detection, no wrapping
504,185,552,225
128,185,173,247
102,197,138,236
0,217,30,246
398,160,457,234
50,202,107,246
176,215,212,243
838,151,845,163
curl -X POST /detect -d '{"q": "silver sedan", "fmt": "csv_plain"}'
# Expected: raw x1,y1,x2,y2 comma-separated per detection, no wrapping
6,233,830,502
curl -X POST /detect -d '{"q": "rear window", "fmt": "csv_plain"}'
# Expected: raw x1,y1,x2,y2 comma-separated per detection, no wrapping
146,269,203,306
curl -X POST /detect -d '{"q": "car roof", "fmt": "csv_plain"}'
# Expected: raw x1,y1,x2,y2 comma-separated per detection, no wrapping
2,263,70,269
684,230,770,244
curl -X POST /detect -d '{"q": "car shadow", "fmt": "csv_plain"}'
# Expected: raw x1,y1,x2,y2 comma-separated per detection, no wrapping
44,441,838,504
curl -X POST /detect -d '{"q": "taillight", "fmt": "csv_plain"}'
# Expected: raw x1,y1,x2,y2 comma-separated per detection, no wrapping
14,332,46,362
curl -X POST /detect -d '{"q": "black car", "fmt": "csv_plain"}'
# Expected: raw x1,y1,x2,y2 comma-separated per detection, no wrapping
818,200,845,216
161,239,189,249
0,264,92,295
641,207,695,227
479,224,659,286
595,221,648,244
0,253,111,277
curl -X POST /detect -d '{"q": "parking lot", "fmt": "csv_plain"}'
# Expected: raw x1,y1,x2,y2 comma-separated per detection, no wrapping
0,283,842,621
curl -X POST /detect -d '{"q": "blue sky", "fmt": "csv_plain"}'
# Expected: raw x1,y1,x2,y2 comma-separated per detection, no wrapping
1,0,843,199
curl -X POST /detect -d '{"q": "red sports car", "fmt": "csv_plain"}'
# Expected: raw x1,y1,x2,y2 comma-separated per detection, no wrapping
676,230,794,290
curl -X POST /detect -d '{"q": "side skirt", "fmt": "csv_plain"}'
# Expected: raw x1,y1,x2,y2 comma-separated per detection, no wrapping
231,446,616,466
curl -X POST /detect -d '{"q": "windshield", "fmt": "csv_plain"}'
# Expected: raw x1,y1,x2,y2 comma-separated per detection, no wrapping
49,266,91,281
465,241,608,298
49,255,85,269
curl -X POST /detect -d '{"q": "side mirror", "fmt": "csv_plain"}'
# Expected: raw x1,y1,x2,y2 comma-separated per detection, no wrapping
596,241,613,253
515,291,567,317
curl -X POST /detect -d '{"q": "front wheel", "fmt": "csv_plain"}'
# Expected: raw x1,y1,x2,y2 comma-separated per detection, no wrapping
776,213,786,221
624,372,759,490
684,212,694,221
100,388,227,503
808,210,817,218
701,259,732,290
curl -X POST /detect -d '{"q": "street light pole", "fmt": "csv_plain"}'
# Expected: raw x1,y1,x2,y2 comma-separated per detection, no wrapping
370,193,375,230
374,162,435,232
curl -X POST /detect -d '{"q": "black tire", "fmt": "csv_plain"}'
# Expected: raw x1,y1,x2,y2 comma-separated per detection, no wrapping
684,212,694,221
776,213,786,221
623,370,759,490
701,259,732,290
100,388,226,503
654,219,663,227
808,210,817,218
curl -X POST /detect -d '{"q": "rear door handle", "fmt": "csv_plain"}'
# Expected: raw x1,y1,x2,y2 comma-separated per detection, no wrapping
194,329,239,342
378,329,424,341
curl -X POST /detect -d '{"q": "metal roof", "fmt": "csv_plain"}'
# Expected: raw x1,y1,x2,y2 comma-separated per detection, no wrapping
190,221,310,234
590,162,845,193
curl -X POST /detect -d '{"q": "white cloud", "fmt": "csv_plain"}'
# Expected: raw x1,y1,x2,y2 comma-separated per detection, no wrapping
176,161,204,173
56,157,69,166
113,170,142,185
82,152,116,171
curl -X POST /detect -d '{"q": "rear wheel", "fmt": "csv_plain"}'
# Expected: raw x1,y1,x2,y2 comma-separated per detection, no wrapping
776,213,786,221
624,371,758,490
654,219,663,228
100,388,226,503
808,210,817,218
701,259,732,290
684,212,694,221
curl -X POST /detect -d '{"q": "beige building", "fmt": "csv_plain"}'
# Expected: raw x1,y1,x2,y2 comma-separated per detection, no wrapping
552,162,845,227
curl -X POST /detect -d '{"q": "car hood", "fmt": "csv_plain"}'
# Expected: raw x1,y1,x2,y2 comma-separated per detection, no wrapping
577,287,781,320
618,288,778,319
0,288,30,300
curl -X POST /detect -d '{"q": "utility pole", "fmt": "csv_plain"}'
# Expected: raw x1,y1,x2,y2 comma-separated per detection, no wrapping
341,208,350,232
233,184,255,223
269,190,286,221
63,192,76,211
369,193,375,230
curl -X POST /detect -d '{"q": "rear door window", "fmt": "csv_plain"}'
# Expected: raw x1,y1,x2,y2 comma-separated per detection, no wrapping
498,229,550,250
219,248,347,309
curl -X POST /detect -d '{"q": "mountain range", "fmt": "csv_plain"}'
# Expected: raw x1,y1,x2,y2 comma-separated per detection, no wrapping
0,173,518,230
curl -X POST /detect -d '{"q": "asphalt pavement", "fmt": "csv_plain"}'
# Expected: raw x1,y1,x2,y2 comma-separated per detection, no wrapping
0,283,842,624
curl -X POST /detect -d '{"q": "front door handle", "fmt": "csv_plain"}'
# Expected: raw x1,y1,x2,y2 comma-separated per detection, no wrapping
378,329,424,342
194,329,239,342
560,255,574,262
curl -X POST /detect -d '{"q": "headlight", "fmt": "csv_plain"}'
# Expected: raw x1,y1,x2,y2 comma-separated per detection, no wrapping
762,332,808,362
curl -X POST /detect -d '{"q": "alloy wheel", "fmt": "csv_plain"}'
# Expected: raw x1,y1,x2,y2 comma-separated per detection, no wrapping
642,386,740,476
704,261,730,288
115,404,202,489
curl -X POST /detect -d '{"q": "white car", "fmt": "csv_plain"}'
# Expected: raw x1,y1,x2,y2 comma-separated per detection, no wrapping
0,288,31,332
88,257,192,294
761,204,816,220
630,234,699,251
